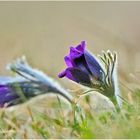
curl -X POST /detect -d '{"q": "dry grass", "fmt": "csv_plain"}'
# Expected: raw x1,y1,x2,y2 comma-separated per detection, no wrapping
0,85,140,139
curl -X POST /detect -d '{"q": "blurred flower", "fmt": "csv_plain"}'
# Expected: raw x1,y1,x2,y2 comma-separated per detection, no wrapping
0,76,41,107
0,56,72,107
58,41,122,108
0,84,18,107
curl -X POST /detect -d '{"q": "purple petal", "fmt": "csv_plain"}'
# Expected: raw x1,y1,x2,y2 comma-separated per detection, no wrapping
0,85,18,107
75,41,86,52
84,50,104,80
58,71,65,78
58,41,105,86
59,67,92,87
58,69,75,81
64,41,86,66
69,47,83,60
64,56,73,67
72,54,91,74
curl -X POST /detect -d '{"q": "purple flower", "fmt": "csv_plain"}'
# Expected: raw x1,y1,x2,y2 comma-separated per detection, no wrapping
58,41,105,87
58,41,122,108
0,56,73,108
0,76,47,107
0,85,18,107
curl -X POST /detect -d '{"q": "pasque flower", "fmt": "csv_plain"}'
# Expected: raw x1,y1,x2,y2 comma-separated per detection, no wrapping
0,84,18,107
0,56,72,107
0,76,42,107
58,41,105,87
58,41,122,108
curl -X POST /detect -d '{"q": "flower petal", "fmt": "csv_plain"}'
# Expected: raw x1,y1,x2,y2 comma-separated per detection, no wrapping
76,41,86,52
65,41,86,64
0,85,18,107
58,69,75,81
64,56,73,67
84,50,104,80
59,67,92,87
72,54,91,74
69,47,83,60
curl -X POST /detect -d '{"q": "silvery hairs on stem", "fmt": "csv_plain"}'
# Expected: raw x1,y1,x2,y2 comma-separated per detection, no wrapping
78,50,122,108
98,50,122,108
7,56,73,104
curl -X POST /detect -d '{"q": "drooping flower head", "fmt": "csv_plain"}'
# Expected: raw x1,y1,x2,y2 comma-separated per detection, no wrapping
0,76,42,107
58,41,122,108
0,56,72,107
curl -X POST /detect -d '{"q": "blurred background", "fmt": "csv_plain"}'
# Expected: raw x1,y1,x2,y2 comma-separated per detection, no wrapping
0,1,140,89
